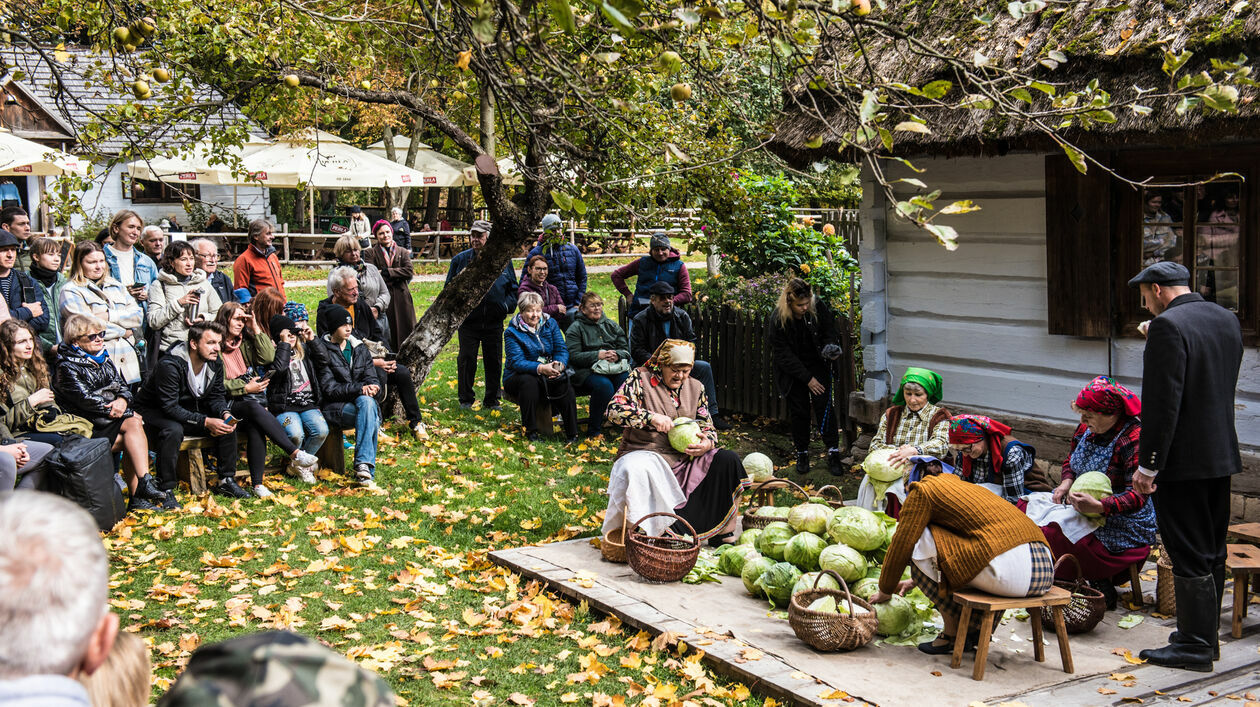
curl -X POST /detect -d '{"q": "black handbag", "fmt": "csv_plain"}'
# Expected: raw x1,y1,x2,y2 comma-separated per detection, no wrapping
541,367,574,401
40,435,127,532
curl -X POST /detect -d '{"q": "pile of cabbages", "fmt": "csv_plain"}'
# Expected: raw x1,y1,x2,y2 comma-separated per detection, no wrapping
715,502,938,645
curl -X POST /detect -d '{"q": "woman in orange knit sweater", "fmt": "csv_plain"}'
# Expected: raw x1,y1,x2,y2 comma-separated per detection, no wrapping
869,466,1053,655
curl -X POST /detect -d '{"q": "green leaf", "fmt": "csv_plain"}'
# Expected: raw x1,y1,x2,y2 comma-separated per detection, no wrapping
594,52,621,63
472,4,497,44
925,223,959,251
572,198,588,215
1162,49,1193,78
1029,81,1057,97
1008,87,1032,104
858,90,879,124
548,0,576,33
897,177,927,189
804,135,824,149
676,8,701,25
600,2,635,33
1200,84,1240,112
1089,109,1117,123
878,127,893,151
1059,141,1087,174
939,200,981,215
551,190,573,210
920,80,951,99
1047,50,1067,64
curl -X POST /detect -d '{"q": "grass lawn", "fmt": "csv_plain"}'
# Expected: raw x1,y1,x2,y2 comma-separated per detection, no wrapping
114,273,858,704
222,255,649,284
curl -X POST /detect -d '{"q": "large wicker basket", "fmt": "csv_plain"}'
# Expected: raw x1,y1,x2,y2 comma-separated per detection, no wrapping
625,512,700,582
1156,549,1177,616
743,478,810,529
1038,554,1105,635
788,570,879,651
601,514,627,563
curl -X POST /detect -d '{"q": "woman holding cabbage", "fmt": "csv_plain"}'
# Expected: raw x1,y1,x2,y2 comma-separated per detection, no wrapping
869,463,1054,655
857,367,953,513
1026,377,1155,597
602,339,750,546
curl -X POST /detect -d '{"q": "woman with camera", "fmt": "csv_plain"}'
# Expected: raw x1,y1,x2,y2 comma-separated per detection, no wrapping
213,302,318,498
503,291,579,443
148,241,222,355
59,241,145,384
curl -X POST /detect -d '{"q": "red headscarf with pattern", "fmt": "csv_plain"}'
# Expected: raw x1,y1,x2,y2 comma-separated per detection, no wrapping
1074,376,1141,418
948,414,1012,479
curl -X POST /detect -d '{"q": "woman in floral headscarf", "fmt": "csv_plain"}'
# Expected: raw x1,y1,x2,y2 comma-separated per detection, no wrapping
948,414,1036,504
1038,377,1156,592
603,339,750,546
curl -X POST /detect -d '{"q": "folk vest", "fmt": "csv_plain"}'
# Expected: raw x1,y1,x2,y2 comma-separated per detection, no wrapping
618,367,703,463
884,405,953,445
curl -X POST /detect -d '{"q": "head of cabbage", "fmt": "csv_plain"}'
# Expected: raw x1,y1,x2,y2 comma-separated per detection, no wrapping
862,448,904,483
738,528,762,547
718,545,761,577
873,594,914,636
851,577,881,601
827,506,886,551
788,503,833,535
743,452,775,482
757,522,795,561
784,532,828,572
754,561,803,608
1070,471,1114,519
668,417,703,452
742,556,776,597
818,543,868,582
794,571,841,597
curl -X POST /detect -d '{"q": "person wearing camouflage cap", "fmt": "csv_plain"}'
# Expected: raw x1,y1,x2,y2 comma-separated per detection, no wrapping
158,630,394,707
446,220,519,409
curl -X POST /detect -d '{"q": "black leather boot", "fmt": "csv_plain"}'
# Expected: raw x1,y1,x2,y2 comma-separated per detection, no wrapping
1140,574,1216,672
135,474,169,502
795,452,810,476
1168,563,1226,661
827,449,848,476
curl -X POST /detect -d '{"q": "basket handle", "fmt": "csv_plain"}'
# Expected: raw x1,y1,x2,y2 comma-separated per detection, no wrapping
816,569,858,616
628,511,699,547
749,478,811,507
1054,553,1083,582
817,485,845,507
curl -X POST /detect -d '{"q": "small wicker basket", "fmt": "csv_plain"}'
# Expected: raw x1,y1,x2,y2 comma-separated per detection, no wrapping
788,570,879,651
1038,554,1106,635
816,485,846,509
625,512,700,582
743,478,810,529
601,514,627,563
1156,549,1177,616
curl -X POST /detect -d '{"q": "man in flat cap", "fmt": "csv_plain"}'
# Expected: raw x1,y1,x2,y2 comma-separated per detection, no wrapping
1130,261,1243,672
446,220,519,410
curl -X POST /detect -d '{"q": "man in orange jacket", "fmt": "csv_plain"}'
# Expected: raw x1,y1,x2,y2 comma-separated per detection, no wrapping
233,219,286,299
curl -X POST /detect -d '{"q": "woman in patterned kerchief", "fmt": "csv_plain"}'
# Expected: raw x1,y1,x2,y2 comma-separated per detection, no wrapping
1042,376,1156,593
602,339,750,547
948,414,1036,504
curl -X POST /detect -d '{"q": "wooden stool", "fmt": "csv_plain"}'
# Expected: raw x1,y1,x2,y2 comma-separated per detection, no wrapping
951,586,1074,681
1229,524,1260,593
1226,543,1260,638
1124,551,1151,607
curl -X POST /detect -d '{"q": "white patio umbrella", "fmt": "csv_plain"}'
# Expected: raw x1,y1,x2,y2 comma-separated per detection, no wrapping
367,136,476,187
224,130,429,189
0,129,87,176
126,138,272,185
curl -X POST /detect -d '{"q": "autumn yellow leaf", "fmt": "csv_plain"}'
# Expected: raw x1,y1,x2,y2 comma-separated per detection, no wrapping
508,693,534,705
520,517,541,530
819,688,849,699
456,50,472,71
560,694,579,703
1099,687,1118,695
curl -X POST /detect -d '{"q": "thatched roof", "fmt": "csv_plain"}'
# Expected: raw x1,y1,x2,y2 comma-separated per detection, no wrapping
770,1,1260,164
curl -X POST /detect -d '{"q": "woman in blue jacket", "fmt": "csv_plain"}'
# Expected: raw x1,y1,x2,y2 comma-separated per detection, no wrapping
504,291,579,443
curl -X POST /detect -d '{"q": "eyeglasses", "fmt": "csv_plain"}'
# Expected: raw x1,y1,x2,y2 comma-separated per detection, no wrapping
82,331,106,342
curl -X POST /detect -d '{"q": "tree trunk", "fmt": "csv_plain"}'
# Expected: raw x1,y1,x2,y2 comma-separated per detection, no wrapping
479,84,496,158
423,189,441,230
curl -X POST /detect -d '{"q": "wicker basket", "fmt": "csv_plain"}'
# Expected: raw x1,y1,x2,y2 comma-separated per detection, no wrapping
815,485,846,509
1038,554,1106,635
601,514,627,563
1156,549,1177,616
743,478,810,529
625,512,700,582
788,570,879,651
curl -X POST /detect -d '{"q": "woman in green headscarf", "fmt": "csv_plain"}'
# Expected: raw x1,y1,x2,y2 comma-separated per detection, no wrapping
857,367,953,512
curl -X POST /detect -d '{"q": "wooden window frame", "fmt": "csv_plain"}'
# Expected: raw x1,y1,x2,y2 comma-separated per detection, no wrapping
1111,147,1258,344
121,174,201,204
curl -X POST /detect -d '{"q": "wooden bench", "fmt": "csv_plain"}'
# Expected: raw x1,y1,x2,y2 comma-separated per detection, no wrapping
1230,523,1260,593
502,391,593,437
951,586,1074,681
1226,543,1260,638
176,428,347,494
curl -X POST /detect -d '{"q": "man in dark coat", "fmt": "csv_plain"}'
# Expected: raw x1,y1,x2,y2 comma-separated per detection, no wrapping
446,220,518,409
1131,262,1244,672
0,230,47,333
629,281,730,430
316,268,427,438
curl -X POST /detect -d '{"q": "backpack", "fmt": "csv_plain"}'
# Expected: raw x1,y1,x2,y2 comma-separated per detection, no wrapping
41,435,127,532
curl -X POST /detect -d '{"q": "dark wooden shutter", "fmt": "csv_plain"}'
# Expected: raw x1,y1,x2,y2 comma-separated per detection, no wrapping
1045,153,1113,337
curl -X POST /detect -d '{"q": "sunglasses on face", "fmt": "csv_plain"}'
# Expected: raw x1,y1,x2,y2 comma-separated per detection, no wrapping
83,331,106,342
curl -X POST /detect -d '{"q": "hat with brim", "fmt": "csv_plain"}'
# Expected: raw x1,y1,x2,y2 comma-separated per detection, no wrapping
0,230,16,249
648,281,675,297
471,220,492,234
1127,261,1190,288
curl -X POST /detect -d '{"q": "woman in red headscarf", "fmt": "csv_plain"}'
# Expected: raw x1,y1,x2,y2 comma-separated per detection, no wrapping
1040,376,1156,598
948,414,1036,504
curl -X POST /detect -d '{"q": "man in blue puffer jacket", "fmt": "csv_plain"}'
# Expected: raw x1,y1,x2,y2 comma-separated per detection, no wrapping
447,220,519,410
521,214,587,321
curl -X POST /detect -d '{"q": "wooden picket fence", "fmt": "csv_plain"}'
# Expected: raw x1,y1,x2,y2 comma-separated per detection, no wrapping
619,298,857,436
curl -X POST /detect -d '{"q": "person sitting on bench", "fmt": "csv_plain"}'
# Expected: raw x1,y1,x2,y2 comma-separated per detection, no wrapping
134,321,244,498
311,304,383,487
